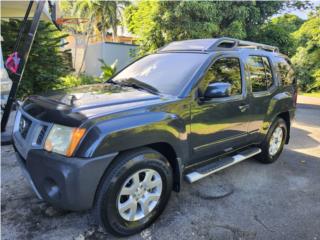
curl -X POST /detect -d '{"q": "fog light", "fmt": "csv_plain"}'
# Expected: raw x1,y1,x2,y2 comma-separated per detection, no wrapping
44,178,60,200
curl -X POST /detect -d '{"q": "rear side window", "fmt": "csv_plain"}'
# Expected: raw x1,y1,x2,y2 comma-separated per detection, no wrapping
262,57,273,88
204,57,242,96
247,56,274,92
276,58,295,86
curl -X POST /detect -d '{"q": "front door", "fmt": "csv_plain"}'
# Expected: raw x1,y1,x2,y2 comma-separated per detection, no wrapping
190,55,251,163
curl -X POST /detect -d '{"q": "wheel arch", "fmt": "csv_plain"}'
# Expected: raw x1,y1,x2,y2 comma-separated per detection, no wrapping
263,91,295,144
105,142,183,193
93,142,183,210
147,142,183,192
276,111,291,144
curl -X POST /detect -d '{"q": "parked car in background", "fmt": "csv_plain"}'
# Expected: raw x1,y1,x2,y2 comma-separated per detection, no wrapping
12,38,297,236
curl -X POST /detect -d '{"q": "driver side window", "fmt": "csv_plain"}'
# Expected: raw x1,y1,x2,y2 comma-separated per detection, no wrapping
203,57,242,96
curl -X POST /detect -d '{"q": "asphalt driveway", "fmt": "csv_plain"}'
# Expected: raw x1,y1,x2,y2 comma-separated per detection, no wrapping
1,95,320,240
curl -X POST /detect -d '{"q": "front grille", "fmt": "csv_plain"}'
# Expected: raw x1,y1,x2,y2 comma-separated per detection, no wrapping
19,116,32,138
13,109,52,160
36,125,48,145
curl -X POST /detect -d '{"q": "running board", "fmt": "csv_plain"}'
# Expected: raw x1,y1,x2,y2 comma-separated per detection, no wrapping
185,147,261,183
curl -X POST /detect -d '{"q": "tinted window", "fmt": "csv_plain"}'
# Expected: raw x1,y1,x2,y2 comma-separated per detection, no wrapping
262,57,273,88
248,56,274,92
277,58,295,86
112,53,207,96
204,57,242,96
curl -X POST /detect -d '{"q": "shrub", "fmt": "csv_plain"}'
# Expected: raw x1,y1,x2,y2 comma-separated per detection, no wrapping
56,74,101,89
99,59,117,80
1,20,73,98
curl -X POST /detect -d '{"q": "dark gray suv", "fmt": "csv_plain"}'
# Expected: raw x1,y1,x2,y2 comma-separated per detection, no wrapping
13,37,297,236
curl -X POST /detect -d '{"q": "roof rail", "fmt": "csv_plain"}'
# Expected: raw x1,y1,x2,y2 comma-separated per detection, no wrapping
210,37,279,53
158,37,279,53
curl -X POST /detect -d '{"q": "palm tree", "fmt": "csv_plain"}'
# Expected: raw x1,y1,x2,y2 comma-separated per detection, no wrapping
70,0,126,74
98,1,126,41
74,0,126,41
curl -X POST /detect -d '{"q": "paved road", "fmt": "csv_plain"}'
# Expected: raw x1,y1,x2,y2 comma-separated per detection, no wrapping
1,96,320,240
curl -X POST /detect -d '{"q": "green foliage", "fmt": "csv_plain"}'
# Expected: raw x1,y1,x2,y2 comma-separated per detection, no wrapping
272,14,305,33
291,10,320,92
1,20,72,98
124,1,317,92
255,14,304,56
124,1,303,55
56,73,101,89
125,1,160,54
57,58,118,89
99,59,117,80
60,0,127,38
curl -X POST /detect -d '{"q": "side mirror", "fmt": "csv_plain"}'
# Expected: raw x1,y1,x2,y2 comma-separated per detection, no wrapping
204,82,232,99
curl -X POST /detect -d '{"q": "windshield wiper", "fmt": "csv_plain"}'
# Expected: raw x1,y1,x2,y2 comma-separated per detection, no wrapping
107,79,118,85
115,78,159,95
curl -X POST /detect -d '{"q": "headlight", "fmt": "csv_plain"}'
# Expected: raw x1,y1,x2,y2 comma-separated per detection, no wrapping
44,124,86,157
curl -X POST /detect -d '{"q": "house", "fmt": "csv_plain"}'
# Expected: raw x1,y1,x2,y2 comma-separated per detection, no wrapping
63,25,138,76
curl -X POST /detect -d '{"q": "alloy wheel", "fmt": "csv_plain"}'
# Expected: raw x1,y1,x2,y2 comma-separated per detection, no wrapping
268,126,284,156
117,169,163,221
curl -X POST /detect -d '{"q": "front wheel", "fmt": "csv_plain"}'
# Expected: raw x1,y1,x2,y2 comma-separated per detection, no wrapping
94,148,173,237
255,118,287,164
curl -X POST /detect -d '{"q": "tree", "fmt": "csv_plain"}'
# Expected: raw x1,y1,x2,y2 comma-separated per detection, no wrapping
124,1,309,55
60,1,126,74
59,1,92,70
255,14,304,56
1,20,72,98
95,1,126,41
64,0,126,41
291,9,320,92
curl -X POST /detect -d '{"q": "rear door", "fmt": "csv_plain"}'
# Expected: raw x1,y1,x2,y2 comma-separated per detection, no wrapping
246,55,277,140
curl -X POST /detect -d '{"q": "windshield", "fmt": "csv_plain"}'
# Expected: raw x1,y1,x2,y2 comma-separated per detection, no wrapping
112,53,207,96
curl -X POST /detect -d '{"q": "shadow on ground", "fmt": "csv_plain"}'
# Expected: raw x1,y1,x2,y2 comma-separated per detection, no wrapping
1,145,319,240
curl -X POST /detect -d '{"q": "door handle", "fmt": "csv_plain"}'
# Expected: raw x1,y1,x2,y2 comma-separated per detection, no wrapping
238,104,250,112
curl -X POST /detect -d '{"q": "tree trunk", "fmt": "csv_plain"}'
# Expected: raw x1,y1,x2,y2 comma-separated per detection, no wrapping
77,15,94,76
73,33,77,69
101,30,105,62
112,24,117,42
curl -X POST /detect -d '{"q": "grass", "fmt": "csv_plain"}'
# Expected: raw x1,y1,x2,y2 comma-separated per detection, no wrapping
300,92,320,98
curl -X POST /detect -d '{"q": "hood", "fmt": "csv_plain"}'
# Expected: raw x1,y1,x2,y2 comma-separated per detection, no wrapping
22,83,171,127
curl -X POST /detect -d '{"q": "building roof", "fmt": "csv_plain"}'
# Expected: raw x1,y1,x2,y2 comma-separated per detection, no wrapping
1,1,53,22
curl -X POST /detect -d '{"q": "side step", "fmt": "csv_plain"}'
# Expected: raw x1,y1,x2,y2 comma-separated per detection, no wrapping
185,147,261,183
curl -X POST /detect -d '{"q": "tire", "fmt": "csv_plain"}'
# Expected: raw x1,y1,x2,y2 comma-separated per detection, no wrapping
94,147,173,237
255,118,287,164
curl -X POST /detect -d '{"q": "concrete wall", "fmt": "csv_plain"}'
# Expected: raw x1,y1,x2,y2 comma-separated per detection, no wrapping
84,42,138,77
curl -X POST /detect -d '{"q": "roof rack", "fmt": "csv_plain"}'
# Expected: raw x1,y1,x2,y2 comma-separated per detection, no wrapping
158,37,279,53
210,37,279,53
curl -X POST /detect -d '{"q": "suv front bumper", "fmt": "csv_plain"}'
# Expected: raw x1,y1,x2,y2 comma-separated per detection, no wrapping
14,145,117,211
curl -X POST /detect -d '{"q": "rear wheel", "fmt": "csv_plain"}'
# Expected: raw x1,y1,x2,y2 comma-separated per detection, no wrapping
256,118,287,164
94,148,173,237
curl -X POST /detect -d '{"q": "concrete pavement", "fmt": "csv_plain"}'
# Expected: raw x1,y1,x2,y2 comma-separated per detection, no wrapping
1,96,320,240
